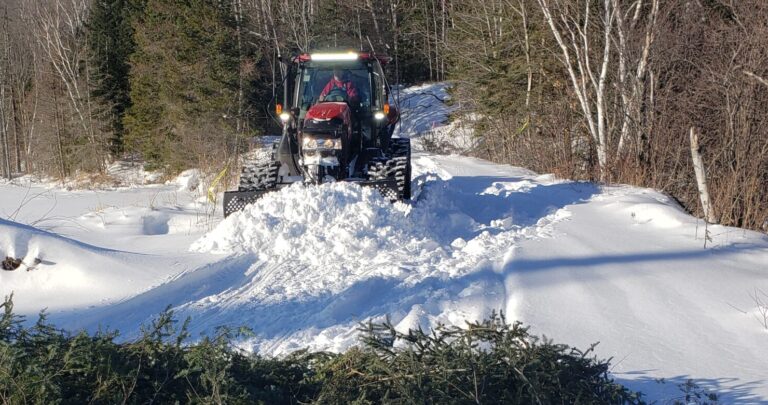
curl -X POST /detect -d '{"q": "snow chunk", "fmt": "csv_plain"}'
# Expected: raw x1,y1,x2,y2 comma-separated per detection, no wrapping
172,169,202,192
451,238,467,249
482,180,537,195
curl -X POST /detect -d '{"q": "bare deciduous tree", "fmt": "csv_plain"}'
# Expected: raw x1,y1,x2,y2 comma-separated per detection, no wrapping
31,0,105,171
536,0,615,179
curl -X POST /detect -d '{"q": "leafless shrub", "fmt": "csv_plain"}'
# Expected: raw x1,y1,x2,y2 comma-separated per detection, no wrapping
750,288,768,331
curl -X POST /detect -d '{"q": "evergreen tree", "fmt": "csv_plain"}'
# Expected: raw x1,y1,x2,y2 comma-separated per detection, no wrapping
309,0,360,49
124,0,239,170
88,0,136,155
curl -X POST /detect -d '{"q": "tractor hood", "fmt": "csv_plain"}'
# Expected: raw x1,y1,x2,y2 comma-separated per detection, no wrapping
305,102,351,123
302,102,352,138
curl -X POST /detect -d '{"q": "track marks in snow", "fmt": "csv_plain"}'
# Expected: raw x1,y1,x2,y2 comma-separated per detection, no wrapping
124,154,599,354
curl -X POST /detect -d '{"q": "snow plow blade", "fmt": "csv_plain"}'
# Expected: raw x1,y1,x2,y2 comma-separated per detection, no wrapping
223,190,272,217
358,178,401,202
222,179,401,218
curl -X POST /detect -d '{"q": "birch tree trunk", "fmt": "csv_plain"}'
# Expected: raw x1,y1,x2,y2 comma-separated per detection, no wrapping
689,127,717,223
515,0,533,113
614,0,659,156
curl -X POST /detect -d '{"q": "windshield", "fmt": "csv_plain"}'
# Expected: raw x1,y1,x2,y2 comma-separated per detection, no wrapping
295,61,372,119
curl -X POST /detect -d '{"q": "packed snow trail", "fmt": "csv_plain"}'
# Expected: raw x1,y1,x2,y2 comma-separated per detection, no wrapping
57,154,591,355
1,83,767,402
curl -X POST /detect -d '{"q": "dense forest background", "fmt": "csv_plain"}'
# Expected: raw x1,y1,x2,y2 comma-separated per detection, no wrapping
0,0,766,231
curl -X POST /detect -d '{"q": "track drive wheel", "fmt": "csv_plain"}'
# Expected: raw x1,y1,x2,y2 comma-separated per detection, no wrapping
238,160,280,191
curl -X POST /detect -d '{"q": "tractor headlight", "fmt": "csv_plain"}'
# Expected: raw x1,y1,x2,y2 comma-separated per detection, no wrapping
322,139,342,149
303,138,342,150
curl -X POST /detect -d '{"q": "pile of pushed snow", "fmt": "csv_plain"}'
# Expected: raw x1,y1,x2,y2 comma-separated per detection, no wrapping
392,83,479,154
179,175,548,354
186,178,531,315
192,182,436,268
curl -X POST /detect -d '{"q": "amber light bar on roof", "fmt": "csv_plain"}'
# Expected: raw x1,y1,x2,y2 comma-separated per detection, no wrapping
310,52,359,61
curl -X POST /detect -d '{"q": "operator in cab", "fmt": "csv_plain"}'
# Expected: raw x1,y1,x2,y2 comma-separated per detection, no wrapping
318,68,359,104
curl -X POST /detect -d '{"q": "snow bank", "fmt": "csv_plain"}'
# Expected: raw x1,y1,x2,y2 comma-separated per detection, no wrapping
175,180,509,353
107,160,163,186
0,219,160,313
393,83,453,138
393,83,478,154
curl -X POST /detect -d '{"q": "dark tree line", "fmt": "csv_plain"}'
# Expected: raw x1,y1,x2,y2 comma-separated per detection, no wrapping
0,0,765,231
0,0,442,176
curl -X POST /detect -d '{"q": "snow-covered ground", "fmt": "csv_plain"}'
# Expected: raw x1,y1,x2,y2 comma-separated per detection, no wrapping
394,83,478,154
1,84,767,402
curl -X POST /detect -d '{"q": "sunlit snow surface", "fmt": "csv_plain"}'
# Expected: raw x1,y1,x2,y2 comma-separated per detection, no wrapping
1,84,768,402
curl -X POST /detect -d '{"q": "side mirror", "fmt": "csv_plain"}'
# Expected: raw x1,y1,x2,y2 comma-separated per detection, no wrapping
388,106,399,124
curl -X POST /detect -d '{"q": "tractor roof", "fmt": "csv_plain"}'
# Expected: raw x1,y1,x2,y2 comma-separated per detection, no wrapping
293,51,391,65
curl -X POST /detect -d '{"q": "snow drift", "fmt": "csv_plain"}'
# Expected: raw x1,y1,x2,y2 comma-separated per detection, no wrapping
0,219,159,313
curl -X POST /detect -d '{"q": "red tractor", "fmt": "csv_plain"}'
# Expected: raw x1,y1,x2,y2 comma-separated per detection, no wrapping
223,51,410,217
